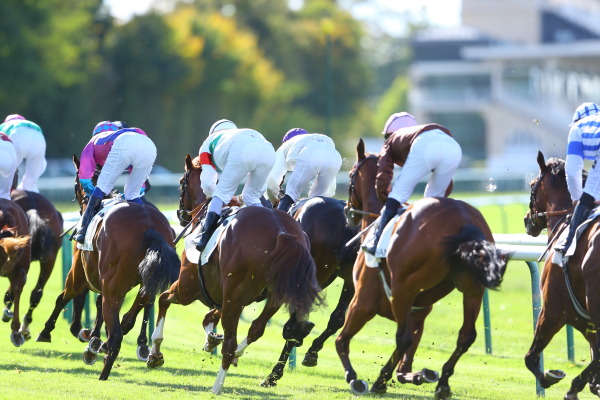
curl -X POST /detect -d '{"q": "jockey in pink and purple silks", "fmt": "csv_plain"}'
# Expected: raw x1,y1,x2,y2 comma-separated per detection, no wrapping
72,121,157,244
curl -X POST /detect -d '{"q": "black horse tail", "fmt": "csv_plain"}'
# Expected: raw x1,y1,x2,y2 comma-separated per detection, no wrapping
26,209,52,260
138,230,181,298
444,224,509,290
267,232,323,320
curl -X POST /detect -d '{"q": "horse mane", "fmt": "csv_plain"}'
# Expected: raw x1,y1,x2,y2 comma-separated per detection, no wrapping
546,157,588,184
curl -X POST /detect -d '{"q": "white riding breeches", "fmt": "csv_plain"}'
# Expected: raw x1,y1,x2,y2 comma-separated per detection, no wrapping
213,137,275,206
9,126,46,192
0,141,18,200
285,144,342,201
96,133,157,200
388,130,462,204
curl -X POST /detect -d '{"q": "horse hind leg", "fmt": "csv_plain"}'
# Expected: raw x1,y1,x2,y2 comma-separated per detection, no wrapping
3,287,14,322
98,295,125,381
21,259,55,340
203,309,223,353
303,279,354,368
212,302,244,395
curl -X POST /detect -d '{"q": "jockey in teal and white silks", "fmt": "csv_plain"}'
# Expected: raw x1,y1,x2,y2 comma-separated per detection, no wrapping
0,132,17,200
193,119,275,252
265,128,342,212
0,114,46,192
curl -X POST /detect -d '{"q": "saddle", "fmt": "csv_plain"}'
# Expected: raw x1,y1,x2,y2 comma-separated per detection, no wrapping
364,206,408,268
559,206,600,260
77,197,124,251
184,206,241,265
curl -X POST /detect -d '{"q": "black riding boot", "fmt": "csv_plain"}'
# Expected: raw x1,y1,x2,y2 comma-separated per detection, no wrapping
194,211,220,252
277,194,295,213
362,198,401,255
260,195,273,208
554,192,594,257
72,195,102,244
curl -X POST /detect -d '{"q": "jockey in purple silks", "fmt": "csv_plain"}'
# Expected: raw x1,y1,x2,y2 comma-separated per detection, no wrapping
72,121,157,244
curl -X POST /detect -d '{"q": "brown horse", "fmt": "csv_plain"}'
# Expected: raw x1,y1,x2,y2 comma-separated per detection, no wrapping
146,154,322,394
336,139,508,398
261,195,361,386
0,199,31,346
524,151,600,399
36,155,180,380
2,190,62,341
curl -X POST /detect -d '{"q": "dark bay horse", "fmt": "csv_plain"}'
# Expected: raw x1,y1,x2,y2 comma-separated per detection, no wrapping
36,155,180,380
146,154,322,394
524,151,600,399
261,195,360,386
336,139,508,398
0,198,31,346
2,190,62,341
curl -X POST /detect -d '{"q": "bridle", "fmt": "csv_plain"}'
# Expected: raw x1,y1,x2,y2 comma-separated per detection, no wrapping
346,154,380,220
177,170,193,225
528,170,572,234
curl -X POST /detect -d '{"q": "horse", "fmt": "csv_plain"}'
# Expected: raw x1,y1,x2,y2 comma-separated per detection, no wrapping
523,151,600,400
36,155,180,380
146,154,322,394
1,190,63,342
335,138,508,398
261,195,361,386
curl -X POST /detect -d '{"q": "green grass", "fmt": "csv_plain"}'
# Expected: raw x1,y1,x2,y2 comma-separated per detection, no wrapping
0,195,594,400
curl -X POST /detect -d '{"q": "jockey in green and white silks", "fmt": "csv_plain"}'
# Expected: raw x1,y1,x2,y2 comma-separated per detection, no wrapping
265,128,342,212
0,114,46,192
194,119,275,252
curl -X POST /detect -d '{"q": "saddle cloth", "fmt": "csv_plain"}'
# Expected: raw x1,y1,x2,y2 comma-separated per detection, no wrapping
184,209,238,265
76,197,123,251
561,206,600,258
365,212,404,268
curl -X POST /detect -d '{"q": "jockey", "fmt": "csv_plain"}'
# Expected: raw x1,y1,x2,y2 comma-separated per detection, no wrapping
0,132,17,200
362,112,462,255
72,122,157,244
193,119,275,252
554,102,600,263
0,114,46,192
265,128,342,212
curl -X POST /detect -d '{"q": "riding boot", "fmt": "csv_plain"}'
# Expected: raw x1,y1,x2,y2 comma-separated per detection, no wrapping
194,211,220,252
362,198,401,255
72,195,103,244
554,193,594,259
260,195,273,208
277,194,295,213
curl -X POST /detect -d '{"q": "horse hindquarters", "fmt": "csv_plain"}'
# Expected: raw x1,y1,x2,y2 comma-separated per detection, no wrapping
138,230,180,298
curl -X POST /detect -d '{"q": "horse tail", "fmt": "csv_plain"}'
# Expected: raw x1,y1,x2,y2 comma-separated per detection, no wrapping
267,232,323,320
138,230,181,298
443,224,508,290
26,209,52,260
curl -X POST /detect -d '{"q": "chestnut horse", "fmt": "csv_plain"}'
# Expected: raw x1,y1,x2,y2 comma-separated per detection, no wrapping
336,139,508,398
0,199,31,346
146,154,322,394
36,155,180,380
524,151,600,399
2,190,62,341
262,195,361,386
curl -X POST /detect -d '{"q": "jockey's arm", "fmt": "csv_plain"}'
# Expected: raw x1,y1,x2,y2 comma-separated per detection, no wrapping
78,142,98,195
199,152,218,197
266,149,287,203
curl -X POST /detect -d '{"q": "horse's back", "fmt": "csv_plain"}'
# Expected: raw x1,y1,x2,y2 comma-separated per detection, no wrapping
0,198,30,237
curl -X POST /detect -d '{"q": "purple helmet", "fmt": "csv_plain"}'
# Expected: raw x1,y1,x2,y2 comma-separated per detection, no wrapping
282,128,308,143
92,121,121,136
5,114,25,122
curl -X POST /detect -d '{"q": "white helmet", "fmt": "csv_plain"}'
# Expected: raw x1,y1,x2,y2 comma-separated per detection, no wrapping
209,119,237,135
571,102,600,125
381,112,417,135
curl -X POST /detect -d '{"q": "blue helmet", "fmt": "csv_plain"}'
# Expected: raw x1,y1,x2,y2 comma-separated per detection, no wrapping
92,121,122,136
571,102,600,125
282,128,308,143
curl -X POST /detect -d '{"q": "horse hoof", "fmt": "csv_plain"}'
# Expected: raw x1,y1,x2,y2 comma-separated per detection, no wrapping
2,308,13,322
146,353,164,369
82,350,97,365
564,392,579,400
36,332,51,343
137,345,150,362
260,378,277,388
420,368,439,384
544,369,566,387
349,379,369,394
78,329,92,343
301,352,318,367
369,380,387,394
87,337,102,354
203,331,224,352
98,342,109,354
10,331,25,347
21,330,31,341
435,386,452,400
